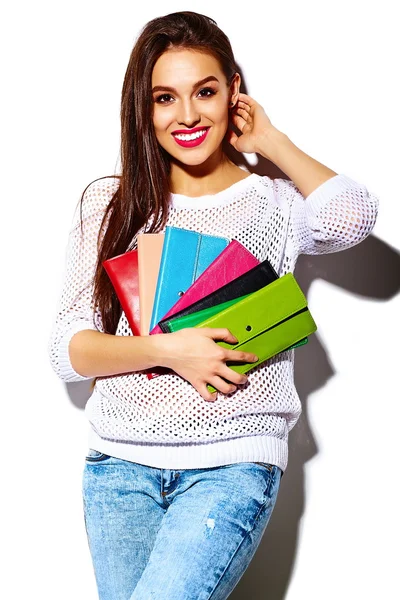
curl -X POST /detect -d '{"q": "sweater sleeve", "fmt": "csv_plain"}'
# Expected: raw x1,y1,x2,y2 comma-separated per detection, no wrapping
273,174,379,256
48,177,118,382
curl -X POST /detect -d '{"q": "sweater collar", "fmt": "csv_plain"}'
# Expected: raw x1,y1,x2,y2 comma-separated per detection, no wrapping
169,172,260,210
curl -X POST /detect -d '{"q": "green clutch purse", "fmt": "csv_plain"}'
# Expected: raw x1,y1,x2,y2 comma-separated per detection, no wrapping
163,293,308,352
171,273,316,393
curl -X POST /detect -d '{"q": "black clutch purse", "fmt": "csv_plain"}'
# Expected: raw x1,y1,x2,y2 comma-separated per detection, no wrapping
158,258,279,332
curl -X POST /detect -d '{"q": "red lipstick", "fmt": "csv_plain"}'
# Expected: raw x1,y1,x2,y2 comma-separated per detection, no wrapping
171,127,210,148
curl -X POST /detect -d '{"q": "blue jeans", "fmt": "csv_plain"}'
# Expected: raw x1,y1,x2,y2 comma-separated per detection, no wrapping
82,450,282,600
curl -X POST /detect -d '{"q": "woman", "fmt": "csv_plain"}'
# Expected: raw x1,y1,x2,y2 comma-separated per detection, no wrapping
49,10,379,600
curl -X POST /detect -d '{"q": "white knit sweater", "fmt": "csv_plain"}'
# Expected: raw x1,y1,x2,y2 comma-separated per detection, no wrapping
48,172,378,471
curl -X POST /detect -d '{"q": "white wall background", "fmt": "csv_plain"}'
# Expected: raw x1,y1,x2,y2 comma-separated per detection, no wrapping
1,1,399,598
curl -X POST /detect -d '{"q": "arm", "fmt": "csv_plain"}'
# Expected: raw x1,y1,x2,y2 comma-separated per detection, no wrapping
67,328,257,397
48,177,119,382
68,329,169,377
230,94,379,254
272,171,379,256
256,127,338,198
231,92,337,196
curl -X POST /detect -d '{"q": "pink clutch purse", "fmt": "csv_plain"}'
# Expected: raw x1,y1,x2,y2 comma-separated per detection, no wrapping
149,240,259,335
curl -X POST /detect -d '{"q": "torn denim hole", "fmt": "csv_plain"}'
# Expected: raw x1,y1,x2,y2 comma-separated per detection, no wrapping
205,518,215,537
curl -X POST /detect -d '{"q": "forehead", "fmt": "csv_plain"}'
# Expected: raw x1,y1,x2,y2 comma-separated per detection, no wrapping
152,49,225,86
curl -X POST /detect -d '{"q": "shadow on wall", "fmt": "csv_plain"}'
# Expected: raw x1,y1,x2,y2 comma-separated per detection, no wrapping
65,74,400,599
231,242,399,600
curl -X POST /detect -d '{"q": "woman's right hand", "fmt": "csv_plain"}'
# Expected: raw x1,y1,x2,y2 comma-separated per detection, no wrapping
157,328,258,402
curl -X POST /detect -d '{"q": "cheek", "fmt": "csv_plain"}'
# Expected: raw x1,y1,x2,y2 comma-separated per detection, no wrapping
152,108,172,137
205,99,229,127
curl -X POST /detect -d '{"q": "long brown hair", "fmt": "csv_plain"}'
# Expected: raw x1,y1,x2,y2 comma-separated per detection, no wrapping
82,11,238,334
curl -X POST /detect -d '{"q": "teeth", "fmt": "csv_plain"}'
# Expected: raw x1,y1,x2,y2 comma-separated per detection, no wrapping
174,129,207,141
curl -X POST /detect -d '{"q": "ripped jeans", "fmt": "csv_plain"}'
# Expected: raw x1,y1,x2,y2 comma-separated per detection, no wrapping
82,450,282,600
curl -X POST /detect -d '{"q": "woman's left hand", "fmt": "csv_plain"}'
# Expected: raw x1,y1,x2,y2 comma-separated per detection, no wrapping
227,93,278,155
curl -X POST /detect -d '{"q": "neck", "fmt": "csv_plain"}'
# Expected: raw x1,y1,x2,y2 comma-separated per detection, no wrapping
169,150,248,198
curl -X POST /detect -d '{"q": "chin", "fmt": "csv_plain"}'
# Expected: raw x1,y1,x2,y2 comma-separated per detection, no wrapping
158,130,226,167
176,153,214,167
162,147,214,167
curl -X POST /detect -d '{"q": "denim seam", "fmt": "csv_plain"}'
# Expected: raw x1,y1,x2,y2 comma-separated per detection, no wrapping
207,471,279,600
264,466,279,499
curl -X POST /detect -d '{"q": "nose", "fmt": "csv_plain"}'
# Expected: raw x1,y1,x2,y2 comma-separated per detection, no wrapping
177,99,201,129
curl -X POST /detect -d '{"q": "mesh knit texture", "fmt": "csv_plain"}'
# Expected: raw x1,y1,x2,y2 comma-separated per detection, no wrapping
49,173,378,448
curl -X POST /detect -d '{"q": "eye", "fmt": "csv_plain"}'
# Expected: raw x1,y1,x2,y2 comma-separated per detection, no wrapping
154,93,174,104
197,87,217,98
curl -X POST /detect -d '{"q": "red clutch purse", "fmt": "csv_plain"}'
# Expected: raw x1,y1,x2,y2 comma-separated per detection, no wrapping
103,249,140,336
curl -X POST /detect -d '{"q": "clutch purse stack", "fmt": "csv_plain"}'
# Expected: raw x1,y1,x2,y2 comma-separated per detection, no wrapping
103,225,317,392
103,226,230,337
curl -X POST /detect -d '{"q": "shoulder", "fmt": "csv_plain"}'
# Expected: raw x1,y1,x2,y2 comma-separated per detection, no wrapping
254,174,301,211
81,175,120,213
72,175,120,227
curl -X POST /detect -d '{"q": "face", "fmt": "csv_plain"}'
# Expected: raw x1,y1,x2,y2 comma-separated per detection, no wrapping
151,48,240,167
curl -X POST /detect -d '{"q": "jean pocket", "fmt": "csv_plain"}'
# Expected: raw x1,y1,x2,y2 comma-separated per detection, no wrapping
85,449,111,463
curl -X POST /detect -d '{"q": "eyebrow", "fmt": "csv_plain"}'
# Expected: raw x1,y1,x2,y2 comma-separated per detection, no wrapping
151,76,220,94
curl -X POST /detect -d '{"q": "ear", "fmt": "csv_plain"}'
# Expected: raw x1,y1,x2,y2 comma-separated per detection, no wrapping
229,73,241,108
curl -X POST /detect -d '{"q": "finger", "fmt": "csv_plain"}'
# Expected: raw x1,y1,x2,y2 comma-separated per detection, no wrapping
227,130,239,147
237,102,251,113
236,108,250,121
197,383,218,402
237,103,251,114
238,93,256,106
231,113,248,130
217,366,248,386
236,108,252,125
231,114,253,137
224,349,259,363
207,376,237,396
237,101,258,118
201,328,238,344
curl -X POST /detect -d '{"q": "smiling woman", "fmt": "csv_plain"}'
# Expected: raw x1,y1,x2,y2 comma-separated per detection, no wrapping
48,9,379,600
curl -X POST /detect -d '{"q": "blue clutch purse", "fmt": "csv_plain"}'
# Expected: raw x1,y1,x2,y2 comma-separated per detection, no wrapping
149,226,230,330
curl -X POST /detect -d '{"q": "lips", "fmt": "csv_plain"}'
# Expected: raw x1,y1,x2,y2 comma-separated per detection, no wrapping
171,127,210,148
